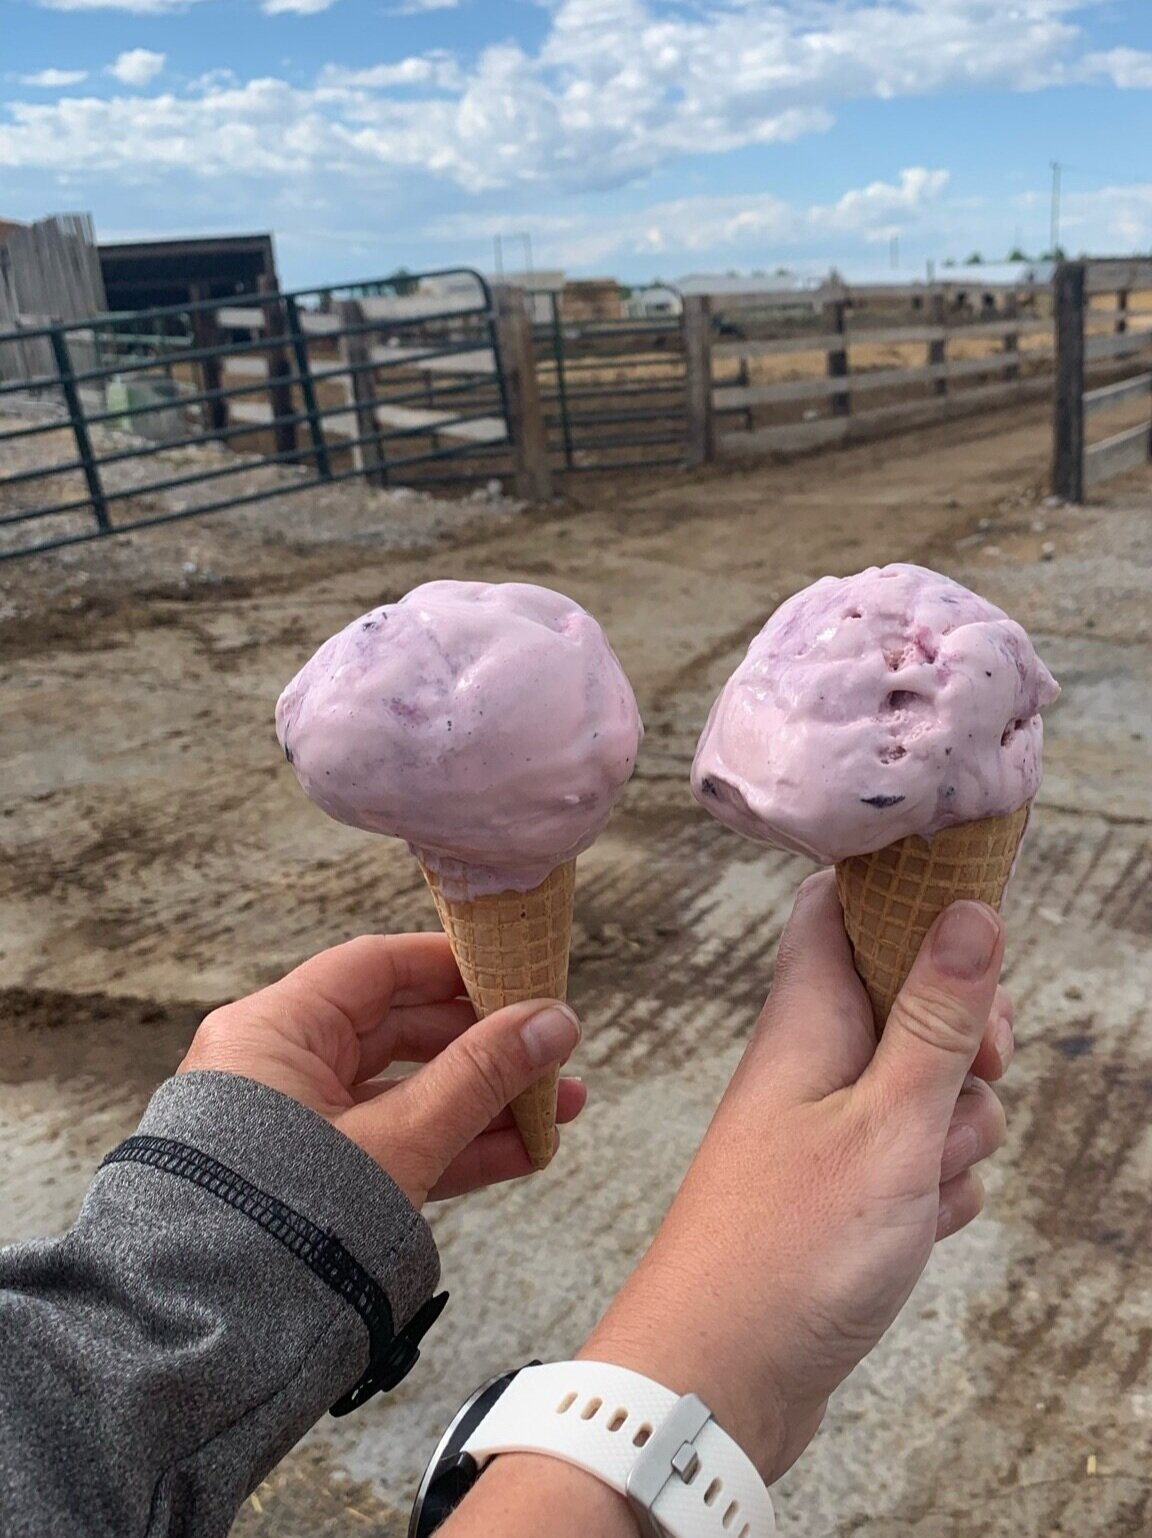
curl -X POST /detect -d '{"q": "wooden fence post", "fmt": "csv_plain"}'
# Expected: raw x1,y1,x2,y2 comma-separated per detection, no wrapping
1115,288,1129,335
683,295,715,466
1052,261,1086,502
1002,290,1020,383
189,282,229,439
928,290,948,397
825,299,850,415
258,275,297,459
492,285,553,500
337,299,388,487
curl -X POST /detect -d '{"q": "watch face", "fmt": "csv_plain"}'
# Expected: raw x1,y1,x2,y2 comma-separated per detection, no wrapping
409,1366,535,1538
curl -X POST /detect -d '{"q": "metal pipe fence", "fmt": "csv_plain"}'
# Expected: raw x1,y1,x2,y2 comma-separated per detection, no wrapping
0,268,517,560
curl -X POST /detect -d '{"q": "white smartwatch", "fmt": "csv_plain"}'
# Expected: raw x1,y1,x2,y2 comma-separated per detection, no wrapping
408,1361,775,1538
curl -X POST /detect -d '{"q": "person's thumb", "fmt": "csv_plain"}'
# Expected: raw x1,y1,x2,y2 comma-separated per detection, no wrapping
860,901,1004,1141
345,999,580,1197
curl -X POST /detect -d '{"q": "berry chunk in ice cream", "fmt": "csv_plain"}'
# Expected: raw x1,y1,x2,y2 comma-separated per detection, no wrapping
691,563,1059,864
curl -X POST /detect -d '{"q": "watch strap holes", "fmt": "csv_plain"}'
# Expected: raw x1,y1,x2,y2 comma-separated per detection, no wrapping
580,1397,603,1421
632,1422,652,1448
607,1407,628,1433
722,1500,740,1529
556,1392,577,1415
704,1478,723,1506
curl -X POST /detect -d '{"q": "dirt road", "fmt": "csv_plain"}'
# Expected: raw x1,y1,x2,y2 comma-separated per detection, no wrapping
2,402,1150,1535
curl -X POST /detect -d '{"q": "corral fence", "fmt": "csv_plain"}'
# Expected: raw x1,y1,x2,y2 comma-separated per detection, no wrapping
685,266,1152,471
0,271,539,560
1051,258,1152,501
5,259,1152,560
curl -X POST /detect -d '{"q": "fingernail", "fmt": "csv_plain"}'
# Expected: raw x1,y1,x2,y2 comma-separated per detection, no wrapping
522,1004,581,1067
931,902,1000,980
993,1010,1015,1072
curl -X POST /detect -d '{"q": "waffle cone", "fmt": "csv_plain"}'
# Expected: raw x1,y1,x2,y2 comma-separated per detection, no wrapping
835,804,1030,1027
420,859,576,1171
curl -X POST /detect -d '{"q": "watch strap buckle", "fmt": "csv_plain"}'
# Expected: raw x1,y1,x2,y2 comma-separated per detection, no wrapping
625,1393,713,1538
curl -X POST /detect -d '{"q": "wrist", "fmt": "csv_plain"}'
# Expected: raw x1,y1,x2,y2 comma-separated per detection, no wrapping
445,1451,641,1538
577,1301,789,1484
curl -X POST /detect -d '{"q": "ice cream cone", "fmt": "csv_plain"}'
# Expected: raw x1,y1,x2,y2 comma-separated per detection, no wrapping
835,803,1030,1027
420,858,577,1170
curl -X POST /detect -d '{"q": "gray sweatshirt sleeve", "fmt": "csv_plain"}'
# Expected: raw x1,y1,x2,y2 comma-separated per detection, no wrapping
0,1070,442,1538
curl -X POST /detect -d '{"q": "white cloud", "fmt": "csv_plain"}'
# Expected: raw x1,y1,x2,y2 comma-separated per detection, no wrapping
393,0,459,11
263,0,338,14
39,0,195,11
1081,47,1152,89
813,167,953,242
107,49,166,87
428,168,954,268
17,67,89,87
1031,181,1152,252
0,0,1127,199
317,54,462,89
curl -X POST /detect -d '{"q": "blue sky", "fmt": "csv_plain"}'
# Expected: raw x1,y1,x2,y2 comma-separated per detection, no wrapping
1,0,1151,289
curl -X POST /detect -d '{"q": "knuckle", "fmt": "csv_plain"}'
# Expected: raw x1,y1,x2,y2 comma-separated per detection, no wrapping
980,1090,1008,1154
993,986,1016,1026
451,1031,516,1117
892,984,980,1058
180,1009,234,1069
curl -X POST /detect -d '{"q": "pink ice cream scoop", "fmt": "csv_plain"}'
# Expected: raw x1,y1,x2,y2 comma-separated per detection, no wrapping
691,563,1059,864
276,580,643,897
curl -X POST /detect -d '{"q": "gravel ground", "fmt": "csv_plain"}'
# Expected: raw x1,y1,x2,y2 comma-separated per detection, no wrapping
0,400,524,614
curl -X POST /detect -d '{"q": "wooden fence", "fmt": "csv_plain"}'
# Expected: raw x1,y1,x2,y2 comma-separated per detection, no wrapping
681,272,1152,469
1051,258,1152,501
0,214,107,383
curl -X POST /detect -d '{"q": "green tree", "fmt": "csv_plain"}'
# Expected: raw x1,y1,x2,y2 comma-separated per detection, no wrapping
1007,246,1029,261
964,251,984,265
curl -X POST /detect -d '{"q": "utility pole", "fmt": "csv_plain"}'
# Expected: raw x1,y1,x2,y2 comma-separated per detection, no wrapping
1049,161,1062,256
494,235,504,278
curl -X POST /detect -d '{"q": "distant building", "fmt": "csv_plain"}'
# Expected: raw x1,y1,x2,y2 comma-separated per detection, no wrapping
99,233,278,312
674,271,823,316
624,284,682,319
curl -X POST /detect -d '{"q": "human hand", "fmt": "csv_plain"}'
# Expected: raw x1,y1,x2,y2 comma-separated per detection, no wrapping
178,933,585,1207
580,873,1010,1483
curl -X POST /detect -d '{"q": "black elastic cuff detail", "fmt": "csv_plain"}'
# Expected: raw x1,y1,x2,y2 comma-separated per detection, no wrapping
102,1133,446,1413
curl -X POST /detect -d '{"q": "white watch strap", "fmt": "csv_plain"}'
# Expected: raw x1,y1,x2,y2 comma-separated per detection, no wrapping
459,1361,775,1538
